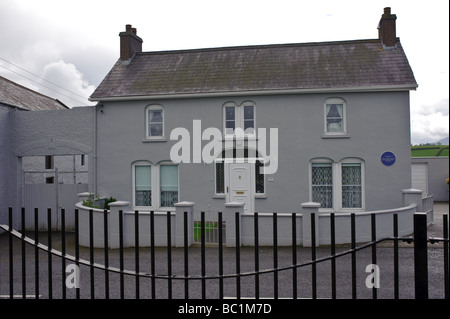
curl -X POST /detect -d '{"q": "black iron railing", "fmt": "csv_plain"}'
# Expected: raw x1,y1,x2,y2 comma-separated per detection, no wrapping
0,207,448,299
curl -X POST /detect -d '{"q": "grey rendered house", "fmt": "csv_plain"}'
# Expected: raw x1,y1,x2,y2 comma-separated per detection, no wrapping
89,8,417,216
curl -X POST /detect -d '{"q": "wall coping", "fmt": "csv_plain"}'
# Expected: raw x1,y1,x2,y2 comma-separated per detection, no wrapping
108,201,130,207
225,201,246,207
301,202,321,208
174,201,195,207
402,188,423,194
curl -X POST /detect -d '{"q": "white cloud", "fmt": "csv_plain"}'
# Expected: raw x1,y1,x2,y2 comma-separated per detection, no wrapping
416,98,449,117
39,60,96,107
411,98,449,144
1,0,449,143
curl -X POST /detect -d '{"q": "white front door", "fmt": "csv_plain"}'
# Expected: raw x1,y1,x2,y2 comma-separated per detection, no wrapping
227,163,253,214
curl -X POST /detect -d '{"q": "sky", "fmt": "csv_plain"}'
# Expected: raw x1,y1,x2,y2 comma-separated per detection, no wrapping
0,0,448,145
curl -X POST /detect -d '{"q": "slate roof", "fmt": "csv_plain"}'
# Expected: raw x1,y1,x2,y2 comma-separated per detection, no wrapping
90,38,417,100
0,75,68,110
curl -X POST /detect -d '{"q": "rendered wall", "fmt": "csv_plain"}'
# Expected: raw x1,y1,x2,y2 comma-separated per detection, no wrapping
95,91,412,214
0,107,94,228
412,157,449,201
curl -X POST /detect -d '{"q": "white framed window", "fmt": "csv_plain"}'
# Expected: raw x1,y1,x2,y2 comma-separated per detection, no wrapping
341,160,363,209
311,161,333,209
324,98,346,135
223,101,255,137
132,161,179,209
310,158,364,211
160,163,179,208
146,104,164,139
133,161,152,208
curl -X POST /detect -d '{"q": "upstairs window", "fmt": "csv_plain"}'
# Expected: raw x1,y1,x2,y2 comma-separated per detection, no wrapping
324,98,346,135
225,106,236,135
146,105,164,139
243,105,255,133
223,101,255,136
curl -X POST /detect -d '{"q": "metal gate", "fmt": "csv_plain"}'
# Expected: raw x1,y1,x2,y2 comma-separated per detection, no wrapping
22,168,88,230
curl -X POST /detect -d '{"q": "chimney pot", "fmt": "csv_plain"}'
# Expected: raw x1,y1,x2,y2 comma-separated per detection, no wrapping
378,7,397,47
119,24,143,63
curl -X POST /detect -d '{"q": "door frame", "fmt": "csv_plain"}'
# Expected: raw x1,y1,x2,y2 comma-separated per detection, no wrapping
226,162,254,214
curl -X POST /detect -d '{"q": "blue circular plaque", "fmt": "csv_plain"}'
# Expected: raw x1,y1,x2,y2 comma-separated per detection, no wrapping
381,151,396,166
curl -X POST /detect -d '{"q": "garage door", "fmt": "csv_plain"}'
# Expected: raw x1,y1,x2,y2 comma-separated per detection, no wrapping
411,163,428,197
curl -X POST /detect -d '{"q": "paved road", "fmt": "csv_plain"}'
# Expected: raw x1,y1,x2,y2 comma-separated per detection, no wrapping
0,202,448,299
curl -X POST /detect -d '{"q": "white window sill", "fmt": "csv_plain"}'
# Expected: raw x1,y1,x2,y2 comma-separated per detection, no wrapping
142,138,167,143
321,134,351,139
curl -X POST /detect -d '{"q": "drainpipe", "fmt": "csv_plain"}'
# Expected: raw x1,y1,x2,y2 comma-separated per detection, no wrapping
93,102,98,195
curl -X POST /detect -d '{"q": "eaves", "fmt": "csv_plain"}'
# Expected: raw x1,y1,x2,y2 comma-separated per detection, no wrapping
90,84,418,102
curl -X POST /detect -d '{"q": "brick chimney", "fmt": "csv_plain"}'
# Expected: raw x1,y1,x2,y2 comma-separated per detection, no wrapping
119,24,143,63
378,7,397,48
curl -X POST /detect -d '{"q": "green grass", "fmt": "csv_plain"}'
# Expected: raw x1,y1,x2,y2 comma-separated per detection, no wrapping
411,145,449,157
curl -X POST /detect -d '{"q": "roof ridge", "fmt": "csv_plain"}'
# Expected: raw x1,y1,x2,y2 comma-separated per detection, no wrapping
138,38,382,56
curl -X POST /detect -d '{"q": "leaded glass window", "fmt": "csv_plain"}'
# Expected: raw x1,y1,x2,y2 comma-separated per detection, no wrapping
135,165,151,207
216,161,225,194
255,160,265,194
312,163,333,208
342,163,362,208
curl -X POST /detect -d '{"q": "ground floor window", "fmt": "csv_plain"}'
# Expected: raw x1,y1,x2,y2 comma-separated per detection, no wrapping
341,163,362,208
160,164,179,207
133,161,178,209
310,158,364,211
134,163,152,207
311,163,333,208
